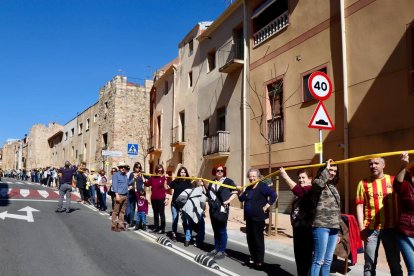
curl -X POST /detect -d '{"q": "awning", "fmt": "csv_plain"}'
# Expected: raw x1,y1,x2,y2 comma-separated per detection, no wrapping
251,0,277,19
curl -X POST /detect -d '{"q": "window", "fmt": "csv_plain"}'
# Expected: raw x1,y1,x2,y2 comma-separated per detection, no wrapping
104,102,108,115
71,128,74,137
203,119,210,137
188,39,194,56
217,107,226,131
86,118,90,130
302,67,327,102
93,114,98,122
252,0,288,33
164,80,169,95
84,143,87,160
64,132,68,141
188,71,193,87
208,50,216,72
71,146,74,157
179,111,185,141
252,0,289,46
102,133,108,149
157,115,161,148
267,79,284,143
75,149,78,159
78,123,83,135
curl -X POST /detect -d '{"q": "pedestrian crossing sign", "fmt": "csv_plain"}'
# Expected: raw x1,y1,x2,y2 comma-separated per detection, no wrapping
127,143,138,156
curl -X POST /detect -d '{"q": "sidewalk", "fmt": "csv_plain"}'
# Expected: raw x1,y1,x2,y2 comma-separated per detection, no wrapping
149,203,395,276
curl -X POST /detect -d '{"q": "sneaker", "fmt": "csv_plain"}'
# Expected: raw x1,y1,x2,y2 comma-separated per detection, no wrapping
207,249,218,257
134,225,140,231
214,252,226,260
151,227,160,233
157,229,165,234
184,241,190,247
55,208,65,213
171,232,177,242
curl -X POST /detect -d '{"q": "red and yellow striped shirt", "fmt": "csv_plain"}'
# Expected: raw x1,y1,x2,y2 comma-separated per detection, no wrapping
356,174,399,230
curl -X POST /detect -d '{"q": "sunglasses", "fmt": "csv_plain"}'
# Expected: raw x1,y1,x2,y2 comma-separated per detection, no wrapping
216,169,224,172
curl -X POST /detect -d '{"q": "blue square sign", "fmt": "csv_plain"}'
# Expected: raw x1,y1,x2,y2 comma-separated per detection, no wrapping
127,143,138,156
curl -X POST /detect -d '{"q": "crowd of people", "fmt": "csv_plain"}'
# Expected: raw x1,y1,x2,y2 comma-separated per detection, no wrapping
4,151,413,275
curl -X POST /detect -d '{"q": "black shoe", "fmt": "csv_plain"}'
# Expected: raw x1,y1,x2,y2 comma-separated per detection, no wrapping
214,252,226,260
171,232,177,242
184,241,190,247
253,263,264,270
142,224,147,231
157,229,165,234
65,209,72,213
134,225,140,230
152,227,160,233
55,208,65,213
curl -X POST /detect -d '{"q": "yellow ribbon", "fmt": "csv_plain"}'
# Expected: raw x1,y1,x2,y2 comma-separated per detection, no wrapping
141,150,414,190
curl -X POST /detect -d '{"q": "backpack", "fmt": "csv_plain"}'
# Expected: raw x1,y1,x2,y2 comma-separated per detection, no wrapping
174,189,195,210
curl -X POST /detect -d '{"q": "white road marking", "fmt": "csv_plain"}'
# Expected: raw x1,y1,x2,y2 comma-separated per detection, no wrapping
20,189,30,197
134,230,236,276
38,190,49,198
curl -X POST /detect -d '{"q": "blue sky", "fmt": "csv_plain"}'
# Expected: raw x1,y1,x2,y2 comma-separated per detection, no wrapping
0,0,229,146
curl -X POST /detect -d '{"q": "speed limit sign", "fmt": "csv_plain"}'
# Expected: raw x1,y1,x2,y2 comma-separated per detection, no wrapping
308,71,332,101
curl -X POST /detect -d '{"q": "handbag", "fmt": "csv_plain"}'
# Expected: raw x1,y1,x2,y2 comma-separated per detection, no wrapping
209,198,229,223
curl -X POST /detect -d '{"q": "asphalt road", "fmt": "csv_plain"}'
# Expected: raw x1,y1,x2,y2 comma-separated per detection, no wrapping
0,178,297,276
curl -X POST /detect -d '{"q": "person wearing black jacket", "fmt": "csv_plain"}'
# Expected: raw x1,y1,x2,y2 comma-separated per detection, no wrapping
127,162,147,228
238,168,277,269
204,164,238,260
74,162,88,204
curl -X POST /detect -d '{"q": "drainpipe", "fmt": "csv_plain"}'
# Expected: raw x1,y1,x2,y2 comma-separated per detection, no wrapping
242,0,248,190
340,0,350,213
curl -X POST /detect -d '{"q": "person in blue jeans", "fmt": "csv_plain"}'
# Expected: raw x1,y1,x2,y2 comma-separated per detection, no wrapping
135,189,149,230
168,167,192,241
180,180,206,247
394,152,414,276
204,164,238,260
310,159,341,276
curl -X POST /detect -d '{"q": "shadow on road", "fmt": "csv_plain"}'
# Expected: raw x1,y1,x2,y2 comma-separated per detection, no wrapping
0,183,10,206
226,248,294,276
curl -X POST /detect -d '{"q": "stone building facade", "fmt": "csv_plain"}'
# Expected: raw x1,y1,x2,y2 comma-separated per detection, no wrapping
24,123,63,169
44,76,152,173
1,140,20,170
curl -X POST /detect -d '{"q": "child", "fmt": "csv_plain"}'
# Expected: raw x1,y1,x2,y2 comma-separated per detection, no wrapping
135,190,149,231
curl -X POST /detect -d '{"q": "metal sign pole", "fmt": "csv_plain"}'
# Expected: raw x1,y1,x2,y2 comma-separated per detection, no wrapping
319,129,323,163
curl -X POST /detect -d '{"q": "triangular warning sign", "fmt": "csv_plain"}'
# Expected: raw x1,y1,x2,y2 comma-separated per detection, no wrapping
308,101,335,130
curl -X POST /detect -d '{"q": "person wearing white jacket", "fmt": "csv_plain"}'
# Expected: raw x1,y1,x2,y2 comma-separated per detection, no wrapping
180,181,207,248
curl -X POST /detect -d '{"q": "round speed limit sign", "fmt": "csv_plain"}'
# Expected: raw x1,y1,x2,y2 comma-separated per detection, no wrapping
308,71,332,101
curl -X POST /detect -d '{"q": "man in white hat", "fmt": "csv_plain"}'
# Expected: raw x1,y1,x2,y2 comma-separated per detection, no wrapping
111,161,129,232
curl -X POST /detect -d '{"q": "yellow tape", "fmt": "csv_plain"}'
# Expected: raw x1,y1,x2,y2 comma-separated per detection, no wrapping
141,150,414,190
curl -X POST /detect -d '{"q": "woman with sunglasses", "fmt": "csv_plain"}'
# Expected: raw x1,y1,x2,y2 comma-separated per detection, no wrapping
167,166,193,241
145,164,168,234
127,162,147,228
204,164,238,259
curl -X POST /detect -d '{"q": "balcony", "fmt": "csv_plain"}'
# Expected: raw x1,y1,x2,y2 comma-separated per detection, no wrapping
218,39,244,74
253,11,289,47
147,135,162,155
267,116,284,144
170,126,186,149
202,131,230,159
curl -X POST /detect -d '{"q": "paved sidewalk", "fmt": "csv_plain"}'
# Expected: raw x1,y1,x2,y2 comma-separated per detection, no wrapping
148,202,397,276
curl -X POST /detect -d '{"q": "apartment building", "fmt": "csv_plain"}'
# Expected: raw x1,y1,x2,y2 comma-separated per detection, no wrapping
248,0,414,213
